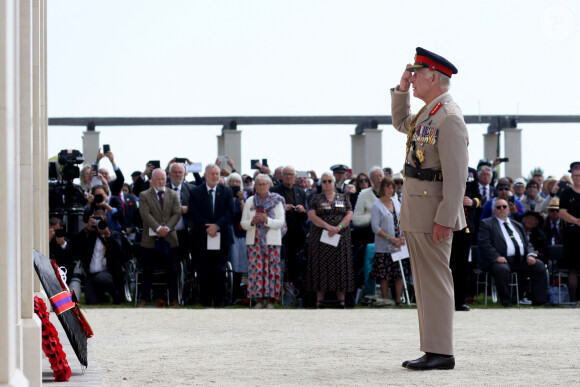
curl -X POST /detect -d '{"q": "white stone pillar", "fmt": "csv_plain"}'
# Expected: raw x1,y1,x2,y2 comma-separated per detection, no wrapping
350,133,364,175
82,129,100,167
363,129,383,172
217,128,241,172
21,0,42,385
0,0,28,384
504,128,522,179
351,129,383,175
483,132,499,164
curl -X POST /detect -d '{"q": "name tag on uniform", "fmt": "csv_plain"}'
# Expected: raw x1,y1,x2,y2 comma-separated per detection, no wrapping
412,125,439,145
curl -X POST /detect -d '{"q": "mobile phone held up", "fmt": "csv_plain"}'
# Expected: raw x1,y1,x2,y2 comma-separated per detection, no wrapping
103,144,110,154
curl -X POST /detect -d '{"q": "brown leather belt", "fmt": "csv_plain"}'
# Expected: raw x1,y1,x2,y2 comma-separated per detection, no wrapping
404,164,443,182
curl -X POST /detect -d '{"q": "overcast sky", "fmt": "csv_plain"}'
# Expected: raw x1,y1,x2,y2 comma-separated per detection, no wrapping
48,0,580,180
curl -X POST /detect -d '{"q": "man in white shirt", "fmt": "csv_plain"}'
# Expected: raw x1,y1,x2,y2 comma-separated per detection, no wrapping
477,199,547,306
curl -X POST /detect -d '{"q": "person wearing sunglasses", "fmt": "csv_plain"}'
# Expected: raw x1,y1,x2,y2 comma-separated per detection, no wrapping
558,161,580,302
306,172,354,309
348,172,371,209
477,199,547,307
480,178,524,221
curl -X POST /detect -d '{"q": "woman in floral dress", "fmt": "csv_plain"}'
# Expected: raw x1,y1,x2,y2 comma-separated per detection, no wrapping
240,174,286,308
307,171,355,308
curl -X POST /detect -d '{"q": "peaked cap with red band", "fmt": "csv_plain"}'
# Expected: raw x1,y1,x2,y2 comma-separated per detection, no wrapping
406,47,458,77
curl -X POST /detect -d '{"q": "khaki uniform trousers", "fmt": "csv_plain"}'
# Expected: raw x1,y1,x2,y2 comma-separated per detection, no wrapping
405,231,454,356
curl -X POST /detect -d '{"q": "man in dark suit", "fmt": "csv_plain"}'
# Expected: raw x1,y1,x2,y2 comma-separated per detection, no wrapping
543,198,564,246
189,163,234,307
271,165,308,286
449,167,482,311
120,184,139,234
167,162,195,264
477,199,547,306
138,168,182,306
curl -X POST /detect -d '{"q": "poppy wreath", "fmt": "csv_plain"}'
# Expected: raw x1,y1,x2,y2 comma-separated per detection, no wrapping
34,296,71,382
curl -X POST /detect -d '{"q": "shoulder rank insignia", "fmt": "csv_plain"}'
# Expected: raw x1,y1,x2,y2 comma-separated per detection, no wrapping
443,102,455,115
429,102,442,115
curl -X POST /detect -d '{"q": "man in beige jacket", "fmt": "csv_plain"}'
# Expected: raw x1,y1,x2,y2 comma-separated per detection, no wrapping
391,47,469,370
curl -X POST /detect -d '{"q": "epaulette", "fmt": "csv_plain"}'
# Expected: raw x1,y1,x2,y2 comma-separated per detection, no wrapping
442,102,455,115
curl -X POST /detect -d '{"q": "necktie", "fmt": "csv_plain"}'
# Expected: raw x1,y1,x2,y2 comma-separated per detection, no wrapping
552,224,560,244
173,186,181,204
209,189,214,216
482,186,487,204
119,193,126,213
503,222,521,263
157,191,164,208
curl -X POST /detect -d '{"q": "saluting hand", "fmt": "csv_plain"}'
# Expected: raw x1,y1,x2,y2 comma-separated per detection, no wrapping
399,64,413,92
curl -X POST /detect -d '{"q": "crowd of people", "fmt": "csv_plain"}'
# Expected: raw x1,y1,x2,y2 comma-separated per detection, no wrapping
48,148,580,308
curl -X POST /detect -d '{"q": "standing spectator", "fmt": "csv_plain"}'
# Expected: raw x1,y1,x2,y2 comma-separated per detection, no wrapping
543,198,563,246
348,172,370,209
73,210,124,304
480,178,524,221
138,168,181,307
307,172,355,308
226,172,248,301
271,166,309,287
328,164,349,193
352,166,384,243
79,165,93,196
477,199,547,306
120,183,139,235
241,174,286,308
450,167,481,311
166,162,195,265
189,164,234,307
473,165,496,242
513,178,526,201
132,161,156,197
521,178,545,212
370,177,409,305
383,167,393,178
393,173,404,203
96,149,125,196
558,161,580,302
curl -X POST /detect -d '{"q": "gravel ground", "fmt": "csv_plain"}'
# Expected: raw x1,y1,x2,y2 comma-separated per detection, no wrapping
85,307,580,386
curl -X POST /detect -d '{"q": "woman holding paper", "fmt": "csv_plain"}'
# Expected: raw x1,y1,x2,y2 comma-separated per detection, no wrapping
370,177,410,306
240,174,286,309
307,171,355,308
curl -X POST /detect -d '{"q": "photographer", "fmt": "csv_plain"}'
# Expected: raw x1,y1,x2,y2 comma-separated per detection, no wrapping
49,217,82,298
84,185,124,232
73,210,124,304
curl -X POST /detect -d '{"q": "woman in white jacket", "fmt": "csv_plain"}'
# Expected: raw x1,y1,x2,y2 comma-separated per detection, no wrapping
240,174,286,308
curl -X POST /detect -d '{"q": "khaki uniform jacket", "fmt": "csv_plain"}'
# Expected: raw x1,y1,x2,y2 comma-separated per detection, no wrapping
391,88,469,233
139,187,181,249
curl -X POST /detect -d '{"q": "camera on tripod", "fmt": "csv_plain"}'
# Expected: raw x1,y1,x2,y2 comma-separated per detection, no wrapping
49,149,88,236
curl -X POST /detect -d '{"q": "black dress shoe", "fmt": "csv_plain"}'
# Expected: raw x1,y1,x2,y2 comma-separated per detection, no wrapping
402,354,428,368
406,353,455,370
455,304,470,311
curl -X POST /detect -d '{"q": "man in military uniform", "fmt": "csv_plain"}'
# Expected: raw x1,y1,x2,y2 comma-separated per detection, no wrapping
391,47,469,370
